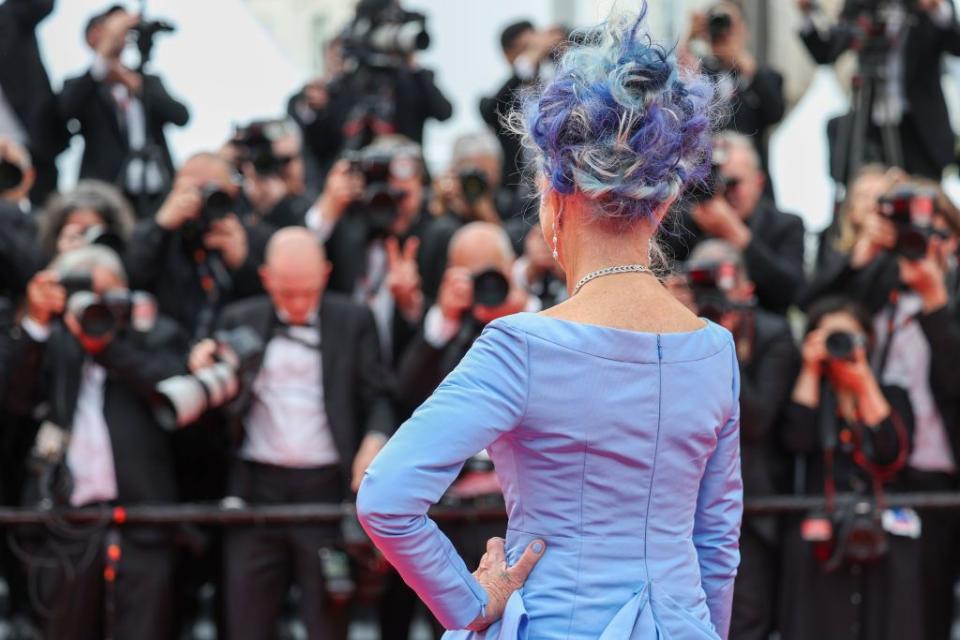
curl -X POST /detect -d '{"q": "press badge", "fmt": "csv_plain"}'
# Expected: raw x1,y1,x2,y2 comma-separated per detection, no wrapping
882,508,922,538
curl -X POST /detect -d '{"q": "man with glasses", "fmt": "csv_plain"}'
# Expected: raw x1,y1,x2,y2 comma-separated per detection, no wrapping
666,131,806,316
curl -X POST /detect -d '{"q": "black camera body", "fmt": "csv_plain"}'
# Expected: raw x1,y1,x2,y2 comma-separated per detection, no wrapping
878,186,939,261
65,288,134,339
345,0,431,63
707,6,733,42
683,261,744,322
472,269,510,308
232,121,294,178
199,184,236,228
343,148,407,237
825,331,867,362
458,169,489,205
0,159,24,193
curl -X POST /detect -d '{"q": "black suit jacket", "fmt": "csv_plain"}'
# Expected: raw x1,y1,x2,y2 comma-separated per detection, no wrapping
706,63,785,167
216,294,396,482
800,5,960,173
480,73,525,190
0,0,66,160
59,69,189,187
664,199,806,315
5,317,189,504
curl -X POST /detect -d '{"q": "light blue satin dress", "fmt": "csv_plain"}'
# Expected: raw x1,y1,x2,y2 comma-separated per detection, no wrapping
357,312,742,639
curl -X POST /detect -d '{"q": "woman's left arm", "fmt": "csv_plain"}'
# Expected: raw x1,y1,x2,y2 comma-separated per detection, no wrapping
693,347,743,639
356,322,529,630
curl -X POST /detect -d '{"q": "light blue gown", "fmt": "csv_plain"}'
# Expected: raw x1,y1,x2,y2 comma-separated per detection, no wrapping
357,312,742,639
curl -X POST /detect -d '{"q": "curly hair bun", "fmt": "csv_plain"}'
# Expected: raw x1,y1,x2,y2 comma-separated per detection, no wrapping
514,5,718,224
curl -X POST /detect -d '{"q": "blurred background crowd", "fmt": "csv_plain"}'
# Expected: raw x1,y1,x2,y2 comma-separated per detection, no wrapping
0,0,959,638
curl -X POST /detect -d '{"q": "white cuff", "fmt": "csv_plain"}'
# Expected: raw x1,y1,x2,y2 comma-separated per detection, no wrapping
423,305,461,349
21,316,51,342
90,54,110,82
305,204,336,243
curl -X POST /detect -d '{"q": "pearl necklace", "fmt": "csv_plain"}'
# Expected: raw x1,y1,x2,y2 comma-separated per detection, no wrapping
571,264,652,296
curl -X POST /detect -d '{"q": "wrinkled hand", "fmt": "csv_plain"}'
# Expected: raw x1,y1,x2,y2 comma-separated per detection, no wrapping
26,271,66,327
386,237,423,320
437,267,474,321
850,212,896,268
899,237,949,312
188,339,218,373
465,538,546,631
692,198,751,248
156,179,202,230
97,12,139,59
204,215,249,269
351,434,386,493
316,160,364,225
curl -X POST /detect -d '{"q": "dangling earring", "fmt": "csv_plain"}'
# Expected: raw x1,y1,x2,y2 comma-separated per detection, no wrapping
551,204,562,263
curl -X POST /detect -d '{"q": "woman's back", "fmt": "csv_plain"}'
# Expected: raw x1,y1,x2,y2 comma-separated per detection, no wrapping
359,306,741,639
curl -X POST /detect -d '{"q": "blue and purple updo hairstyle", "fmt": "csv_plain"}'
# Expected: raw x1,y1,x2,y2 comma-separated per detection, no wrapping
514,6,718,225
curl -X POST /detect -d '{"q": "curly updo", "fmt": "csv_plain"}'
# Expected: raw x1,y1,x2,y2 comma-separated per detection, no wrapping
514,7,717,224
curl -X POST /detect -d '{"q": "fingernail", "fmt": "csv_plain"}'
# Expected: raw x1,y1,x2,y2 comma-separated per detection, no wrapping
532,542,544,554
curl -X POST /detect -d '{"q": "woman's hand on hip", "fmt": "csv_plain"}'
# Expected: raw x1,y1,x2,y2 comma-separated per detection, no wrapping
465,537,546,631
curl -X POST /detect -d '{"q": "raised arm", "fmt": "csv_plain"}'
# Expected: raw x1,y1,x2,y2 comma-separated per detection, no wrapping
356,322,528,629
692,347,743,639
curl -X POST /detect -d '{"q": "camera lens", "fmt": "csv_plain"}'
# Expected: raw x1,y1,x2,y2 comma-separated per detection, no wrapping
0,160,24,192
473,269,510,308
708,11,732,41
459,169,489,205
825,331,856,361
201,186,234,224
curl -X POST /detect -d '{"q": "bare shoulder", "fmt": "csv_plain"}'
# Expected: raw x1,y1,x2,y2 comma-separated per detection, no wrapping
540,283,706,334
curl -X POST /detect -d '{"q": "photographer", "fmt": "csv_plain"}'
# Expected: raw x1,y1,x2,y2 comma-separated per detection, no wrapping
297,0,452,157
186,228,395,640
804,180,960,639
231,118,313,230
666,132,806,315
0,0,67,206
681,1,786,167
308,136,432,362
421,131,525,298
125,152,264,340
36,180,134,264
779,296,919,640
683,240,799,640
4,245,188,639
796,0,960,180
480,20,566,191
513,225,567,310
59,5,189,215
0,137,39,299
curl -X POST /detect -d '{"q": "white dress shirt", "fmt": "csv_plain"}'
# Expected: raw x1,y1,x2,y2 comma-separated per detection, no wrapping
21,317,119,507
241,321,340,468
873,293,956,472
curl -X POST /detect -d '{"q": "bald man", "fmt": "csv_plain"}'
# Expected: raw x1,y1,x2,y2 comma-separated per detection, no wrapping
189,227,395,640
125,152,266,338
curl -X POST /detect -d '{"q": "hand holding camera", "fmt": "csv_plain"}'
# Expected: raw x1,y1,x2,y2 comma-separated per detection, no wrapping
95,11,141,60
850,211,896,268
899,235,950,313
156,178,203,230
203,215,249,270
437,267,474,321
692,197,752,249
26,271,66,327
316,160,365,227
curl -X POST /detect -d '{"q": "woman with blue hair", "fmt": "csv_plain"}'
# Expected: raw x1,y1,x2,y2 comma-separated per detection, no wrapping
357,8,742,639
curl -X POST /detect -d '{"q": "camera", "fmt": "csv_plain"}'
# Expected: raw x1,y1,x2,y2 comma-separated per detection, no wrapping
707,6,733,42
878,186,941,261
343,147,411,237
458,169,489,205
199,184,235,226
82,224,126,254
66,289,133,339
686,146,729,204
472,269,510,308
803,501,888,572
232,120,295,178
152,326,264,430
683,261,742,322
825,331,866,362
0,159,24,192
345,0,431,61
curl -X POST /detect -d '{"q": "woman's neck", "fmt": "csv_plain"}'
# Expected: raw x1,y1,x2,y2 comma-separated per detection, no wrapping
562,231,655,296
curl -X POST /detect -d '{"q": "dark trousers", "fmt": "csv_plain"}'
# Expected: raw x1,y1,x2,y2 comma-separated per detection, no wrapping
225,460,346,640
904,468,960,640
730,523,779,640
33,526,174,640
